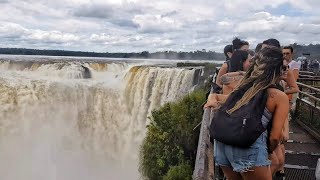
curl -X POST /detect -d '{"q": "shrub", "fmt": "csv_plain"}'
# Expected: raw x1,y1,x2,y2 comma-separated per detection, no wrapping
139,89,206,179
163,163,192,180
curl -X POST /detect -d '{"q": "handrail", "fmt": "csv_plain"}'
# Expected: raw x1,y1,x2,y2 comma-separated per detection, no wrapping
299,74,320,79
297,82,320,94
295,81,320,142
299,71,315,75
193,108,213,180
298,78,320,81
298,91,320,102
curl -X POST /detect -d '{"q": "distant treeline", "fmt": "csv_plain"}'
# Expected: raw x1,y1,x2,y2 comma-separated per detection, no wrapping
1,43,319,60
0,48,225,60
291,43,320,59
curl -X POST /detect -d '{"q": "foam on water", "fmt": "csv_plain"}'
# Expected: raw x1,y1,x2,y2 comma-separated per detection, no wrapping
0,55,208,180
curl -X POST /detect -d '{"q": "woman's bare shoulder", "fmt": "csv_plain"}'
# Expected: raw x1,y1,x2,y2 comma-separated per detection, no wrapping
267,88,288,102
266,88,289,113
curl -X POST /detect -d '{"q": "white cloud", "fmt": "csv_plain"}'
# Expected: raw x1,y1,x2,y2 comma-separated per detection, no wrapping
299,24,320,34
0,22,80,44
235,12,286,33
218,21,232,26
89,33,118,43
27,30,80,43
251,12,273,20
133,14,182,33
0,0,320,52
0,22,28,37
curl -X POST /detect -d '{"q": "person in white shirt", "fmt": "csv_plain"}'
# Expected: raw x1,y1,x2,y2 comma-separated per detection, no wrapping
283,46,301,80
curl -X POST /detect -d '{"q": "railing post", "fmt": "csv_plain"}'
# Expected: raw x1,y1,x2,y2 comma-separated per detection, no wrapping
193,108,214,180
316,158,320,180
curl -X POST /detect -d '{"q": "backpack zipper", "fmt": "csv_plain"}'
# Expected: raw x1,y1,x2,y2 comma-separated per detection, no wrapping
241,118,247,134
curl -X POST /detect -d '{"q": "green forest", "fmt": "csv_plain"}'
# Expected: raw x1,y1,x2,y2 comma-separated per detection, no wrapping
291,43,320,59
0,43,319,60
0,48,224,60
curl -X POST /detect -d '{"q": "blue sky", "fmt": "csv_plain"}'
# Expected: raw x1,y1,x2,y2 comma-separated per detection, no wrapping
0,0,320,53
268,3,307,17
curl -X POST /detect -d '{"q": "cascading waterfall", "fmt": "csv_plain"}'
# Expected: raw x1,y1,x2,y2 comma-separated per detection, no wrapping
0,57,203,180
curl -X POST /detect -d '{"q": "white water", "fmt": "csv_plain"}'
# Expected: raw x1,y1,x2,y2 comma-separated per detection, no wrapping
0,56,205,180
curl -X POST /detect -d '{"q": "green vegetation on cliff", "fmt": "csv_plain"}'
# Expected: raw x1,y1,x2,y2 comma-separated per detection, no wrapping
139,89,206,180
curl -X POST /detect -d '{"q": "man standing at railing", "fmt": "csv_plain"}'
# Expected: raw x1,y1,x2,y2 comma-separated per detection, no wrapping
283,46,301,81
283,46,301,108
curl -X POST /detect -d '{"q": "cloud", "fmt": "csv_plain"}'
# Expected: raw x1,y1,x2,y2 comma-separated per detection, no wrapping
1,0,320,52
218,21,232,26
73,4,114,18
161,11,178,18
290,0,320,12
133,14,182,33
0,22,80,45
27,30,80,43
89,33,118,43
0,22,28,38
235,12,286,33
72,2,143,28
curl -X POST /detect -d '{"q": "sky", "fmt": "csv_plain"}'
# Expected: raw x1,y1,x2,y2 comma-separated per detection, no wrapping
1,0,320,53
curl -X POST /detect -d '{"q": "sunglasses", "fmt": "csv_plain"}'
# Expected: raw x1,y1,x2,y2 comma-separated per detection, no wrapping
282,65,289,71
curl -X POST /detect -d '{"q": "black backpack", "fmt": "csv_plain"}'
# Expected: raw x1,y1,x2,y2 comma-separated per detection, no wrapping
210,85,269,148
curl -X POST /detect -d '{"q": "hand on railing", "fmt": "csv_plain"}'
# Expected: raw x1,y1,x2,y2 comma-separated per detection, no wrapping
204,93,226,110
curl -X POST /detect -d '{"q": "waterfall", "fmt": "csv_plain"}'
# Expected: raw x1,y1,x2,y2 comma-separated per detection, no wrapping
0,57,204,180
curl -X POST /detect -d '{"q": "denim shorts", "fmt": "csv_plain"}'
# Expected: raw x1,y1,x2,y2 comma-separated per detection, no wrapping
214,131,271,173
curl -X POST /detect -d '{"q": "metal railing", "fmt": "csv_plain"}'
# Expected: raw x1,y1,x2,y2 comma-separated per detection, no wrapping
299,72,320,88
295,82,320,142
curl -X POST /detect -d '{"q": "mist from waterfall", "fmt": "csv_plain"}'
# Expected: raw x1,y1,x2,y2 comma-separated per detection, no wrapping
0,56,205,180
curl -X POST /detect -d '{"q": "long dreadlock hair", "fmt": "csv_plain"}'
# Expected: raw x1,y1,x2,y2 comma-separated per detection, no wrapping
226,46,283,114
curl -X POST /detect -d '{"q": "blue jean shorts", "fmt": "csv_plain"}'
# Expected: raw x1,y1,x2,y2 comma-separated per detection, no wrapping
214,131,271,173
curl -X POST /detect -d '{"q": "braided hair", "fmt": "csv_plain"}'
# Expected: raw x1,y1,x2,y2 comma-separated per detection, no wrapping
227,46,283,114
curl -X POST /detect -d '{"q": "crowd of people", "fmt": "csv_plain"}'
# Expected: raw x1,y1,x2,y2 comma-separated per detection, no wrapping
205,38,301,180
302,58,320,72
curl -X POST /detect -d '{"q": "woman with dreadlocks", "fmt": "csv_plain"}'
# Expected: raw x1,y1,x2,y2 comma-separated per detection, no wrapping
205,46,289,180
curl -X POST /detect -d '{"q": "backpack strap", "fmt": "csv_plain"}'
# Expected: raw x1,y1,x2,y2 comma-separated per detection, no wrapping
269,83,284,92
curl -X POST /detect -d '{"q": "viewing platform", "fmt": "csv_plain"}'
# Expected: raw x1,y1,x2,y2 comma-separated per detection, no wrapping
193,71,320,180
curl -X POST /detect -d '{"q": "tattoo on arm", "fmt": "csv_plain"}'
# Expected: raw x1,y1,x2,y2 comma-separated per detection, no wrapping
269,92,277,98
220,75,232,85
220,74,243,85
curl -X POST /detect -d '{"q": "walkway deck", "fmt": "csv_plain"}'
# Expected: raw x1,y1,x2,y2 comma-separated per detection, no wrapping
284,121,320,179
193,111,320,180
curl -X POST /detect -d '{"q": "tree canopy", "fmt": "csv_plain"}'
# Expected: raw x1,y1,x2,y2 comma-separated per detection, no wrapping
0,48,224,60
139,89,207,180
